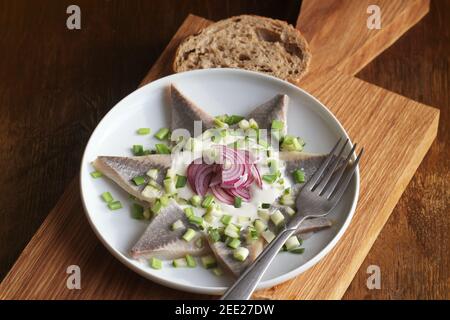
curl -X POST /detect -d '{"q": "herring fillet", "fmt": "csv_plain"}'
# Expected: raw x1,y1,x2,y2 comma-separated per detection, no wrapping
246,94,288,135
130,200,208,259
93,154,171,202
170,84,215,137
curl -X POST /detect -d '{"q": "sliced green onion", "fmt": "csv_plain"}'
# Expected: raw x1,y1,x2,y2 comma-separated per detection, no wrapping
234,196,242,208
132,175,146,186
225,115,245,125
208,228,221,243
257,209,270,221
262,174,277,184
172,258,188,268
137,128,151,135
190,195,202,207
151,200,162,215
238,119,250,130
155,143,171,154
131,203,144,219
290,247,305,254
141,184,161,199
107,200,122,210
221,214,232,225
184,207,194,218
293,169,305,183
270,210,285,226
175,175,187,188
280,194,295,206
146,168,159,180
227,238,241,249
248,118,259,129
212,267,224,276
233,247,249,262
224,224,240,238
171,219,184,231
149,257,162,269
159,195,170,206
200,255,217,269
154,128,170,140
132,144,144,156
213,118,229,129
185,254,197,268
285,236,301,251
201,195,214,208
254,219,267,233
90,170,103,178
188,215,204,226
101,191,114,203
248,227,259,241
280,135,304,152
285,207,296,216
261,203,271,209
182,228,196,242
261,230,275,243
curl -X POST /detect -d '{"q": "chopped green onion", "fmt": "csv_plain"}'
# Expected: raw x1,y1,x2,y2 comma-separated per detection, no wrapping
155,143,171,154
149,257,162,269
271,119,284,130
262,174,277,184
212,267,224,276
195,237,203,248
163,178,176,194
154,128,170,140
172,258,188,268
188,215,204,226
182,228,196,242
224,224,240,238
213,118,229,129
227,238,241,249
159,195,170,206
238,119,250,130
184,207,194,218
261,203,271,209
190,195,201,207
208,228,221,242
225,115,245,125
90,170,103,178
151,200,162,214
141,185,161,199
175,175,187,188
171,219,184,230
101,191,114,203
234,196,242,208
137,128,151,135
107,200,122,210
280,194,295,206
270,210,285,226
293,169,305,183
257,209,270,221
285,236,301,251
203,212,214,223
201,195,214,208
289,247,305,254
261,230,276,243
146,168,159,180
200,255,217,269
248,118,259,129
280,135,304,152
132,144,144,156
254,219,267,233
285,207,296,216
248,227,259,241
233,247,249,262
131,203,144,219
221,214,232,225
185,254,197,268
132,175,146,186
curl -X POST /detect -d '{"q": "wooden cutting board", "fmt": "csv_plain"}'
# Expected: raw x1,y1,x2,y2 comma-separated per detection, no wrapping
0,0,439,300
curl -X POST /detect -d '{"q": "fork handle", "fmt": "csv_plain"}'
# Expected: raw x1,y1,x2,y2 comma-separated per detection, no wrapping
220,228,296,300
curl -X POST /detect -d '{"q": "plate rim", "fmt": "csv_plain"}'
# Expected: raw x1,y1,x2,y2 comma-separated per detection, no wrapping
80,68,360,295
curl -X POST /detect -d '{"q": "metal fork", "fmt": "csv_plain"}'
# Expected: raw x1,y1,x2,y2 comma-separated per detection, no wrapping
221,138,363,300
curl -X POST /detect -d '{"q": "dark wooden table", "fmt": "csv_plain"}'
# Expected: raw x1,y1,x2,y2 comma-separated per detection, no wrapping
0,0,448,299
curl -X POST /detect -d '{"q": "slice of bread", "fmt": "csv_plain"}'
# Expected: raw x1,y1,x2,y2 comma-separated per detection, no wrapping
173,15,311,82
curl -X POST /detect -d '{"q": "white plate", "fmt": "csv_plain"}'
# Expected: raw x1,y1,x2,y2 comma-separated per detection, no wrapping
80,68,359,295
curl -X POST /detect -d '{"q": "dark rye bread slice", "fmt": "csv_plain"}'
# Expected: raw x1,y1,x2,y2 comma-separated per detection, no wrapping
173,15,312,82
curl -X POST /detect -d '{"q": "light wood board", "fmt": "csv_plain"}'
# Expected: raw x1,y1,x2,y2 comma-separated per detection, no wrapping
0,0,439,299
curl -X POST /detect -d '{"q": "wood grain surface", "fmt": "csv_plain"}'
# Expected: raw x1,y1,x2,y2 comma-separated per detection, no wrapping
0,0,448,299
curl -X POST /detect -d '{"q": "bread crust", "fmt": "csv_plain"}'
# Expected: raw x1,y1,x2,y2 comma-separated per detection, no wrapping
173,15,311,82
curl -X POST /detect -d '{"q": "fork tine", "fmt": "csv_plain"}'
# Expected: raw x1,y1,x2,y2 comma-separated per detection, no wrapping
324,142,357,198
305,138,342,190
315,139,349,194
328,148,363,200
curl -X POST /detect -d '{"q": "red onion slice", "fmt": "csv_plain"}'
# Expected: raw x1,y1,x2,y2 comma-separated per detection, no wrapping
210,185,235,205
193,164,214,196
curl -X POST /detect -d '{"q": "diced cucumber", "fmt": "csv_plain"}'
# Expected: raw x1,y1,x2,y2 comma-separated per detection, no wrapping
212,267,224,276
101,192,114,203
185,254,197,268
280,135,304,152
248,118,259,129
238,119,250,130
149,257,162,270
155,143,171,154
154,127,170,140
171,219,184,231
182,228,196,242
233,247,249,262
164,177,177,194
208,228,221,243
262,174,277,184
270,210,285,226
146,168,159,180
285,207,296,216
257,209,270,221
224,224,239,238
107,200,122,210
188,215,204,226
290,247,305,254
234,196,242,208
131,203,145,219
141,184,161,199
184,207,194,218
254,219,267,233
261,230,276,243
90,170,103,178
293,169,305,183
201,255,217,269
132,175,146,186
220,214,232,225
172,258,188,268
280,194,295,206
150,200,162,215
132,144,144,156
261,203,271,209
159,195,170,206
137,128,150,135
227,238,241,249
201,195,214,208
175,175,187,188
190,195,202,207
285,236,301,251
